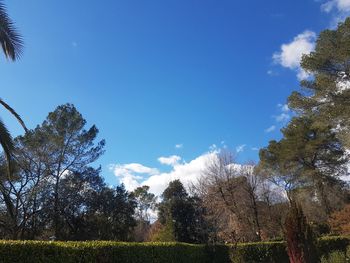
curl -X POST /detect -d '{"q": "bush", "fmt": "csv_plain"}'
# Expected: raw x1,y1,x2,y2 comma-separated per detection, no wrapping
0,241,223,263
318,236,350,258
320,251,347,263
229,242,289,263
0,237,348,262
227,236,350,263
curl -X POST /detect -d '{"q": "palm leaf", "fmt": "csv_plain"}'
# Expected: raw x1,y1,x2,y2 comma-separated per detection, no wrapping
0,1,22,60
0,98,27,132
0,99,27,179
0,118,13,174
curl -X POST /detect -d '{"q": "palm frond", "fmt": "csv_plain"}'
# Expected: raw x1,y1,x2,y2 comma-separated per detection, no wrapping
0,118,13,170
0,1,22,61
0,98,27,132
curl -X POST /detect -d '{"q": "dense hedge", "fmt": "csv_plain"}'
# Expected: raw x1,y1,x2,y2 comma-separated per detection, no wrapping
317,236,350,257
0,241,229,263
228,236,350,263
0,236,348,263
229,242,288,263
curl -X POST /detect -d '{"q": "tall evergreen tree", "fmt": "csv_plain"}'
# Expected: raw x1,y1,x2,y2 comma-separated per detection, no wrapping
288,18,350,148
258,116,347,216
5,104,105,240
158,180,206,243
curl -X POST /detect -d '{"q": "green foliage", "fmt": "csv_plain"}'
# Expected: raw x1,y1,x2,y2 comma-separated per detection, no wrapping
158,180,206,243
230,242,289,263
258,116,346,206
0,241,224,263
1,104,114,240
318,236,350,258
289,18,350,149
132,185,156,222
228,236,350,263
320,251,347,263
0,238,347,262
152,220,176,242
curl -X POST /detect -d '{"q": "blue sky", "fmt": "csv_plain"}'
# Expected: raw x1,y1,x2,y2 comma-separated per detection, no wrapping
1,0,349,194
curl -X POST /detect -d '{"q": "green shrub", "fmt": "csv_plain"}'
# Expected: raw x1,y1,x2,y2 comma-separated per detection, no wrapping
229,241,289,263
226,236,350,263
320,251,347,263
0,241,228,263
318,236,350,259
0,237,348,262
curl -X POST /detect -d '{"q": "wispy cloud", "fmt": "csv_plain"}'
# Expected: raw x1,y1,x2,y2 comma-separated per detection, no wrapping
267,70,279,76
274,103,291,123
236,144,246,153
158,155,181,166
321,0,350,25
209,144,217,151
265,103,292,133
274,112,289,122
175,144,183,149
278,103,289,112
265,125,276,133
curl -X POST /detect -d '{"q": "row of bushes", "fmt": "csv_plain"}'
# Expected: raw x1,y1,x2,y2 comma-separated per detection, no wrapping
0,236,348,263
0,241,228,263
229,236,350,263
320,248,350,263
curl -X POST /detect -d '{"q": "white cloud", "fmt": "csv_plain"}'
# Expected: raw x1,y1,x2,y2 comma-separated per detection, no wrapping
275,112,290,122
251,147,260,151
265,125,276,133
175,144,183,149
273,31,316,80
110,151,219,196
267,69,279,76
115,163,159,175
109,163,159,191
322,0,350,13
220,140,228,148
321,0,350,26
236,144,246,153
209,144,217,151
266,103,291,134
275,103,291,122
278,103,290,113
158,155,181,166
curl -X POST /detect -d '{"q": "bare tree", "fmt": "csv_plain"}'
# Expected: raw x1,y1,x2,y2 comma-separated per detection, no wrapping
195,151,266,242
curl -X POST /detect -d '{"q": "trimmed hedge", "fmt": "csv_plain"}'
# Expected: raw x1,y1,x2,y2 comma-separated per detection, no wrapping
228,236,350,263
0,241,229,263
0,236,347,263
229,242,288,263
317,236,350,257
